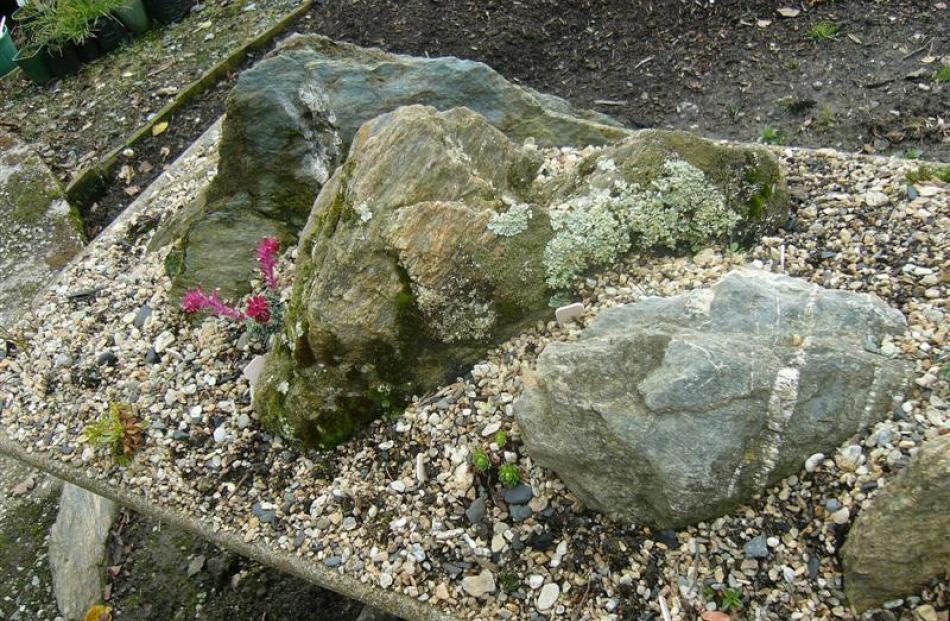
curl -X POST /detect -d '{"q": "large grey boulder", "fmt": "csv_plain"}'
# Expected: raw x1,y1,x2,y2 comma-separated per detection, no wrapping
253,106,790,448
841,434,950,612
154,34,631,299
514,269,912,528
155,54,342,301
49,484,117,620
0,134,84,326
271,33,629,149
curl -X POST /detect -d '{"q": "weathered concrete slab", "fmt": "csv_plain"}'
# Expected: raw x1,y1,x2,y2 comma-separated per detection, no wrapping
0,134,84,327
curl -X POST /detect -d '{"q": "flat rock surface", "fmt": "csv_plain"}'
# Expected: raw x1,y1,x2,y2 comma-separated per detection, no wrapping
0,134,84,327
0,125,947,621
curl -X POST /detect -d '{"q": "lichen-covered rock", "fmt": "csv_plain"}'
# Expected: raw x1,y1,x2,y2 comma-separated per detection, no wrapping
153,35,632,300
0,134,84,326
153,53,342,300
253,105,551,446
255,106,792,448
536,130,788,287
841,434,950,612
514,269,912,528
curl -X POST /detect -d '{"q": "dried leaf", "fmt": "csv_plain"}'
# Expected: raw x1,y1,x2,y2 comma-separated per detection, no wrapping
777,7,800,17
138,160,154,173
701,612,731,621
84,604,112,621
124,185,141,196
756,19,772,28
151,121,169,137
160,146,171,160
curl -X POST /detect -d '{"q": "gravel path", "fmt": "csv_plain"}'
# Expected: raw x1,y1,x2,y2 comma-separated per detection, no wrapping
1,131,947,620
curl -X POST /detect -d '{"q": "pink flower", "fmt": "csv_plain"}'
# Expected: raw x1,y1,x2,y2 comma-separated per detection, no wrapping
245,295,271,324
256,237,280,290
180,287,243,320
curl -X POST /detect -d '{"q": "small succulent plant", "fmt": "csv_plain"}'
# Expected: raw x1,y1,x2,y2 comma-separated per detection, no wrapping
498,463,521,488
181,237,284,343
82,402,143,465
494,429,508,448
472,447,491,473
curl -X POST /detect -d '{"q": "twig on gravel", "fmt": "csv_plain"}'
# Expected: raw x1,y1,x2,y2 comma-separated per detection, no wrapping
148,61,175,77
633,55,654,70
572,579,593,621
594,99,628,106
900,41,929,61
856,77,896,89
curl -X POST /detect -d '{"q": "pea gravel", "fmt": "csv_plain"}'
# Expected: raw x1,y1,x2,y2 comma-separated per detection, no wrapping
1,124,947,620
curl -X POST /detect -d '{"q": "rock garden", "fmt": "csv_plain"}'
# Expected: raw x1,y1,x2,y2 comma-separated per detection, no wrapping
0,2,948,621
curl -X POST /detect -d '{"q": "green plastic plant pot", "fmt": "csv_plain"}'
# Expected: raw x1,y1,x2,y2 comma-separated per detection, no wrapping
0,24,17,77
14,46,52,84
114,0,151,34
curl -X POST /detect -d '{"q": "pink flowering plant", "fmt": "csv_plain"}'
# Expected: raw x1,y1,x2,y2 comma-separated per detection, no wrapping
180,237,285,344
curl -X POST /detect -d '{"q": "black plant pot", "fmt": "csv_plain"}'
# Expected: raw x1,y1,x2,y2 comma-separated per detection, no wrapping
143,0,195,25
95,17,128,53
45,44,81,78
76,37,101,63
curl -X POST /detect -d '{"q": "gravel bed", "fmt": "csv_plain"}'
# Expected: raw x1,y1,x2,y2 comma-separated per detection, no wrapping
0,131,947,620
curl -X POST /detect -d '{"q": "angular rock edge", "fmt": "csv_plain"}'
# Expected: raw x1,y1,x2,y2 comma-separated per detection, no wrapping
514,268,913,528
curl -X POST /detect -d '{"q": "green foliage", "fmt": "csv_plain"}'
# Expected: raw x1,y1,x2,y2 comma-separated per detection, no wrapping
933,64,950,83
906,164,950,184
498,572,521,594
498,463,521,488
82,402,143,465
16,0,129,53
760,127,786,145
900,147,924,160
809,21,839,41
494,429,508,448
816,105,836,128
721,588,743,611
472,447,491,473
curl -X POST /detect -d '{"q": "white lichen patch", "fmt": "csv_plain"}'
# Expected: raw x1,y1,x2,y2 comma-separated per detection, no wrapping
354,201,374,224
542,157,740,288
414,283,497,343
487,201,533,237
629,159,738,250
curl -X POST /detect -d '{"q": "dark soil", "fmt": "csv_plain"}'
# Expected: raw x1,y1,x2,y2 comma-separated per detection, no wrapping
86,0,949,236
305,0,948,160
104,509,365,621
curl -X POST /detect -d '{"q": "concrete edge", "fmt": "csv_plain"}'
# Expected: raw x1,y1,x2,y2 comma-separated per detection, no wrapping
0,436,458,621
64,0,314,207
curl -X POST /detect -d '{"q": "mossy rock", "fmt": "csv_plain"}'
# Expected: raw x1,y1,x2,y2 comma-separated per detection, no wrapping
549,129,789,239
152,53,343,302
256,108,791,448
0,136,85,326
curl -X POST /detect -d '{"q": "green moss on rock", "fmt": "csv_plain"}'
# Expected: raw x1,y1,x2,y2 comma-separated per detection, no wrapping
254,109,790,449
